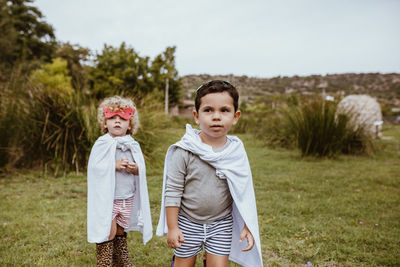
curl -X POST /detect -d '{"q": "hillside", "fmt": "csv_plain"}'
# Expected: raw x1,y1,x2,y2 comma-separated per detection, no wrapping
181,73,400,107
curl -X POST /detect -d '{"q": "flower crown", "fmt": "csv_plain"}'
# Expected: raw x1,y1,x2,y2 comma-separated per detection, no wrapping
102,106,135,120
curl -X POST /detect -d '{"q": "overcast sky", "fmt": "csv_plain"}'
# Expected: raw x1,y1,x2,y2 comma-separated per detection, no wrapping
35,0,400,78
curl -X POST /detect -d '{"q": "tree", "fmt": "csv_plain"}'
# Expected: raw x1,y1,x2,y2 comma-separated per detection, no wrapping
0,0,56,79
56,42,90,91
29,57,74,99
88,43,181,104
150,46,181,105
88,43,152,98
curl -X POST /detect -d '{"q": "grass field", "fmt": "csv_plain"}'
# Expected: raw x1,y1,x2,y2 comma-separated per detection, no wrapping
1,125,399,266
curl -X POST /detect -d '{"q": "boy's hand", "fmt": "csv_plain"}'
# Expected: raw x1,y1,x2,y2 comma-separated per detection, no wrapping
126,162,139,175
239,224,254,251
167,227,184,248
116,159,129,171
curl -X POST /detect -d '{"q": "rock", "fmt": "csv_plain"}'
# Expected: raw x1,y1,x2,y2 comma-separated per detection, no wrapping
337,95,383,138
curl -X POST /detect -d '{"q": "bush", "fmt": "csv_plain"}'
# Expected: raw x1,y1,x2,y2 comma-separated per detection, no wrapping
1,82,176,174
134,91,171,161
232,110,295,148
0,61,99,174
284,97,376,157
29,58,74,98
234,96,376,157
19,89,98,175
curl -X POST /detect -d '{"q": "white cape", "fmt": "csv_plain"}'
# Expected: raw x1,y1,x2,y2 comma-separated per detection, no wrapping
156,124,263,267
87,133,152,244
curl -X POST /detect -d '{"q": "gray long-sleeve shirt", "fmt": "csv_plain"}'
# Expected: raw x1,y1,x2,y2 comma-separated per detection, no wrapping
165,143,233,224
114,143,136,199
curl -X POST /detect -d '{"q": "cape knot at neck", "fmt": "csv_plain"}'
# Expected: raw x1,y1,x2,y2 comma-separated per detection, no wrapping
116,143,129,151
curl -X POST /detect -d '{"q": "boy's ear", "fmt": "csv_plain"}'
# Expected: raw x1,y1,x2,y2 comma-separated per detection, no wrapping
232,110,241,125
193,109,200,125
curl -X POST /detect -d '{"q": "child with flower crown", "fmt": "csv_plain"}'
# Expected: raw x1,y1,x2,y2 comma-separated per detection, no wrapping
87,96,152,266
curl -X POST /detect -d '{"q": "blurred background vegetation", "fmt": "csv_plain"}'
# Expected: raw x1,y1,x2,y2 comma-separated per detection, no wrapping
1,0,399,175
0,0,182,175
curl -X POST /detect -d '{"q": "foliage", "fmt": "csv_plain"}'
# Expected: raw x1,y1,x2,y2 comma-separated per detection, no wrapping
232,93,301,148
0,57,98,173
284,97,376,157
29,58,74,98
133,91,174,164
0,75,25,167
56,42,91,91
88,42,151,98
0,71,39,169
233,96,377,157
149,46,181,104
6,87,99,175
88,43,181,103
0,0,183,173
0,70,178,173
232,110,295,149
0,0,56,80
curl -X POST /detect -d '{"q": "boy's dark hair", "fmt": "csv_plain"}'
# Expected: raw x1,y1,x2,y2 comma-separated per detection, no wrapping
195,80,239,112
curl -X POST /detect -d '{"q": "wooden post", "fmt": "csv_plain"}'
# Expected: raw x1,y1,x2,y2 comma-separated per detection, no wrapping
165,78,169,115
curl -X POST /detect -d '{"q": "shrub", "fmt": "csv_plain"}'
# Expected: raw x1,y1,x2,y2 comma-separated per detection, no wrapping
0,62,99,175
234,96,376,157
284,97,376,157
134,90,171,161
29,58,74,98
0,74,33,169
20,89,99,175
232,110,295,149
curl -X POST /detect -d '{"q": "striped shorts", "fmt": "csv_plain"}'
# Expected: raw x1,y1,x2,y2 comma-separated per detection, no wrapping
174,213,233,258
112,196,134,229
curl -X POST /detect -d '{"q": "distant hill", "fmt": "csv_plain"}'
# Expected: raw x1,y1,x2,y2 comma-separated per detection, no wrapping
181,73,400,107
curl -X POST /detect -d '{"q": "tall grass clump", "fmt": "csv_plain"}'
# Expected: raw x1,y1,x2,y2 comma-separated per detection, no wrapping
284,97,376,157
232,110,295,149
0,74,28,169
134,91,172,162
232,93,305,148
0,59,100,175
18,87,99,175
1,85,175,174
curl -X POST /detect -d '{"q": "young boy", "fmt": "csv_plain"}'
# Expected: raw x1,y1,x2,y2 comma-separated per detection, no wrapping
157,80,262,267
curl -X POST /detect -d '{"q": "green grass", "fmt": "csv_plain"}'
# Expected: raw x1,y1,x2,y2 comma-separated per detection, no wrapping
1,125,399,266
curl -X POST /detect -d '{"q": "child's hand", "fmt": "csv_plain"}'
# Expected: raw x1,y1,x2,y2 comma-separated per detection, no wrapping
126,162,139,175
239,224,254,251
167,228,184,248
116,159,129,171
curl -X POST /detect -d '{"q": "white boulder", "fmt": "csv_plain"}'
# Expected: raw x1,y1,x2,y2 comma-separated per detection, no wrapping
337,95,383,138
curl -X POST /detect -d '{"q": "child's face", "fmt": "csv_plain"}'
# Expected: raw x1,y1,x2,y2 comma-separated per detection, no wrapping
193,91,240,146
104,115,131,137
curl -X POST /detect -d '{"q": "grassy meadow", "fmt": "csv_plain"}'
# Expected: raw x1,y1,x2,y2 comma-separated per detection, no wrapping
0,124,399,266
